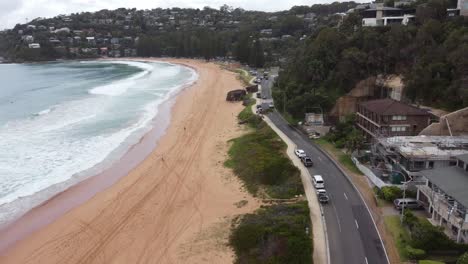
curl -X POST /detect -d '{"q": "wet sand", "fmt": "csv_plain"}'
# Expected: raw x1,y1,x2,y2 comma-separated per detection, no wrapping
0,59,259,263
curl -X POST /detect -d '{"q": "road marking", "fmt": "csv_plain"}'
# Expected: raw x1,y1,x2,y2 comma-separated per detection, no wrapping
343,192,348,200
365,257,369,264
355,219,359,229
318,156,323,162
331,198,342,233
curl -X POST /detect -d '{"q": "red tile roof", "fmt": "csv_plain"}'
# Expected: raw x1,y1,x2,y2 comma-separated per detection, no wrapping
359,98,430,116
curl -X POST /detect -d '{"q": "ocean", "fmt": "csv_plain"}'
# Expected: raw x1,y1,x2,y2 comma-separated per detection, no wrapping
0,60,197,226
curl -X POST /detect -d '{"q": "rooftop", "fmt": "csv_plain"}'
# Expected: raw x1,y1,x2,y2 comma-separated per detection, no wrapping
360,98,430,116
379,136,468,159
419,166,468,207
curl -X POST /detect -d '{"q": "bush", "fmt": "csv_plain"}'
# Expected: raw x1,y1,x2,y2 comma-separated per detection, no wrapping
230,202,312,264
458,252,468,264
410,219,456,252
226,121,303,198
379,186,403,202
405,245,427,260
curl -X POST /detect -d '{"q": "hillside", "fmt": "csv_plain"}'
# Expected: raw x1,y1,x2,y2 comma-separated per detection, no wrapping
0,2,357,65
273,0,468,114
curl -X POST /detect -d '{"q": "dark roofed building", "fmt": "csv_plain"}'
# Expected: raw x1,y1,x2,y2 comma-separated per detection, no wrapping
356,98,432,138
226,89,246,101
417,154,468,243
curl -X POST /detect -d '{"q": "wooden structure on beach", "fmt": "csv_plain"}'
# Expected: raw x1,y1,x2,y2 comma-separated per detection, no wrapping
226,89,246,101
246,85,259,93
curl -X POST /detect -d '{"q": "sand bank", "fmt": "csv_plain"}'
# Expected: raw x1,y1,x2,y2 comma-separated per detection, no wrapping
0,59,259,263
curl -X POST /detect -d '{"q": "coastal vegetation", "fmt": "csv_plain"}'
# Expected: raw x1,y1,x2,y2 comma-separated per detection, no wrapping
225,119,303,199
230,202,313,264
273,0,468,114
385,211,468,262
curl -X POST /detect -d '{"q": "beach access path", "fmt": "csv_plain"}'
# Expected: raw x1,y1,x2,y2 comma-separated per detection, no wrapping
0,59,260,264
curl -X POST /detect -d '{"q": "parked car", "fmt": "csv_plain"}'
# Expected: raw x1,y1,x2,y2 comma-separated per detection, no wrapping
256,104,262,109
317,189,329,203
313,175,325,189
268,103,274,108
301,156,313,167
393,198,423,210
256,92,261,98
295,149,307,158
262,95,267,99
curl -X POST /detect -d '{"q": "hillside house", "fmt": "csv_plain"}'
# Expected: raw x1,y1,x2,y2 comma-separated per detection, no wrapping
361,4,415,26
417,154,468,243
356,98,432,139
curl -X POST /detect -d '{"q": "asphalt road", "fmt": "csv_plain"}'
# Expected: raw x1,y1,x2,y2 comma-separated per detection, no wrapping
260,77,388,264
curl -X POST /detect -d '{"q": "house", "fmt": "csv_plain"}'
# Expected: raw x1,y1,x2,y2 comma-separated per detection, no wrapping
416,154,468,243
356,98,432,139
260,29,273,35
100,47,108,56
110,37,120,45
361,4,415,26
226,89,247,101
22,35,34,43
373,136,468,183
54,27,70,34
86,37,96,45
459,0,468,16
28,43,41,49
26,25,36,30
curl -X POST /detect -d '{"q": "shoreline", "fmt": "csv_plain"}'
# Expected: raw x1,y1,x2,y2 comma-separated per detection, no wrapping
0,65,189,251
0,59,197,235
0,58,260,263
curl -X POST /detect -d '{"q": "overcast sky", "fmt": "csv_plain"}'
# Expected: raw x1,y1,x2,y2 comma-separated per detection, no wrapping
0,0,344,30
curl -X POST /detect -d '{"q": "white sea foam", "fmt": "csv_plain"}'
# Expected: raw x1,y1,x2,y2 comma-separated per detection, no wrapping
0,60,198,226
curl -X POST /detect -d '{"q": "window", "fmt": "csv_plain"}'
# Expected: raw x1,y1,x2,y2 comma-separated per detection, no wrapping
392,115,407,121
391,126,407,132
449,161,457,166
428,161,434,169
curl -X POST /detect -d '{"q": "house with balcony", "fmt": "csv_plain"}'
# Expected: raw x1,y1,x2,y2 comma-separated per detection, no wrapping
361,4,415,26
373,136,468,183
417,154,468,243
356,98,433,139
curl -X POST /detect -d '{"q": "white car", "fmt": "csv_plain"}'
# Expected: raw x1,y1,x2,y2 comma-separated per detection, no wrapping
295,149,306,158
268,103,274,108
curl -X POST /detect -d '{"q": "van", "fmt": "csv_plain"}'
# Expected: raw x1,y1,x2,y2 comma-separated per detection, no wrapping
393,198,422,210
313,175,324,189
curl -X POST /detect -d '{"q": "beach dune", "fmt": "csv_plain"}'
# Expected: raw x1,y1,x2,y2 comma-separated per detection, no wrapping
0,59,259,263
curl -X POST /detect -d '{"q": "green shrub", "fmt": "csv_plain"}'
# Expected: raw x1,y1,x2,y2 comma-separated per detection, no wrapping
379,186,403,202
410,219,456,252
226,121,303,198
458,252,468,264
405,245,427,260
230,202,312,264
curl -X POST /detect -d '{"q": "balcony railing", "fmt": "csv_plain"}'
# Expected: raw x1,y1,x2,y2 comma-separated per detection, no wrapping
419,185,468,230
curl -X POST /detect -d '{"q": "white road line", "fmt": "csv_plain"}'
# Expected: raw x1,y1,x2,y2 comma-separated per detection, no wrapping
318,156,323,162
331,198,342,233
365,257,369,264
355,219,359,229
343,192,348,200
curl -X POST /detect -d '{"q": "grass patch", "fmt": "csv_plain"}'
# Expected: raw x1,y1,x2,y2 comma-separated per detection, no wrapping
338,153,361,174
237,95,262,128
419,260,445,264
236,69,253,86
230,202,313,264
225,121,303,199
385,215,410,262
314,138,362,175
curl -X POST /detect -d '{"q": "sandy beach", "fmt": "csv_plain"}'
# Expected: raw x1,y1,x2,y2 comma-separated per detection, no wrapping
0,59,259,263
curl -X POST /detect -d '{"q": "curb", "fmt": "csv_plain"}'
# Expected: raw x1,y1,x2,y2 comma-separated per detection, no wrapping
311,141,391,264
249,94,329,264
